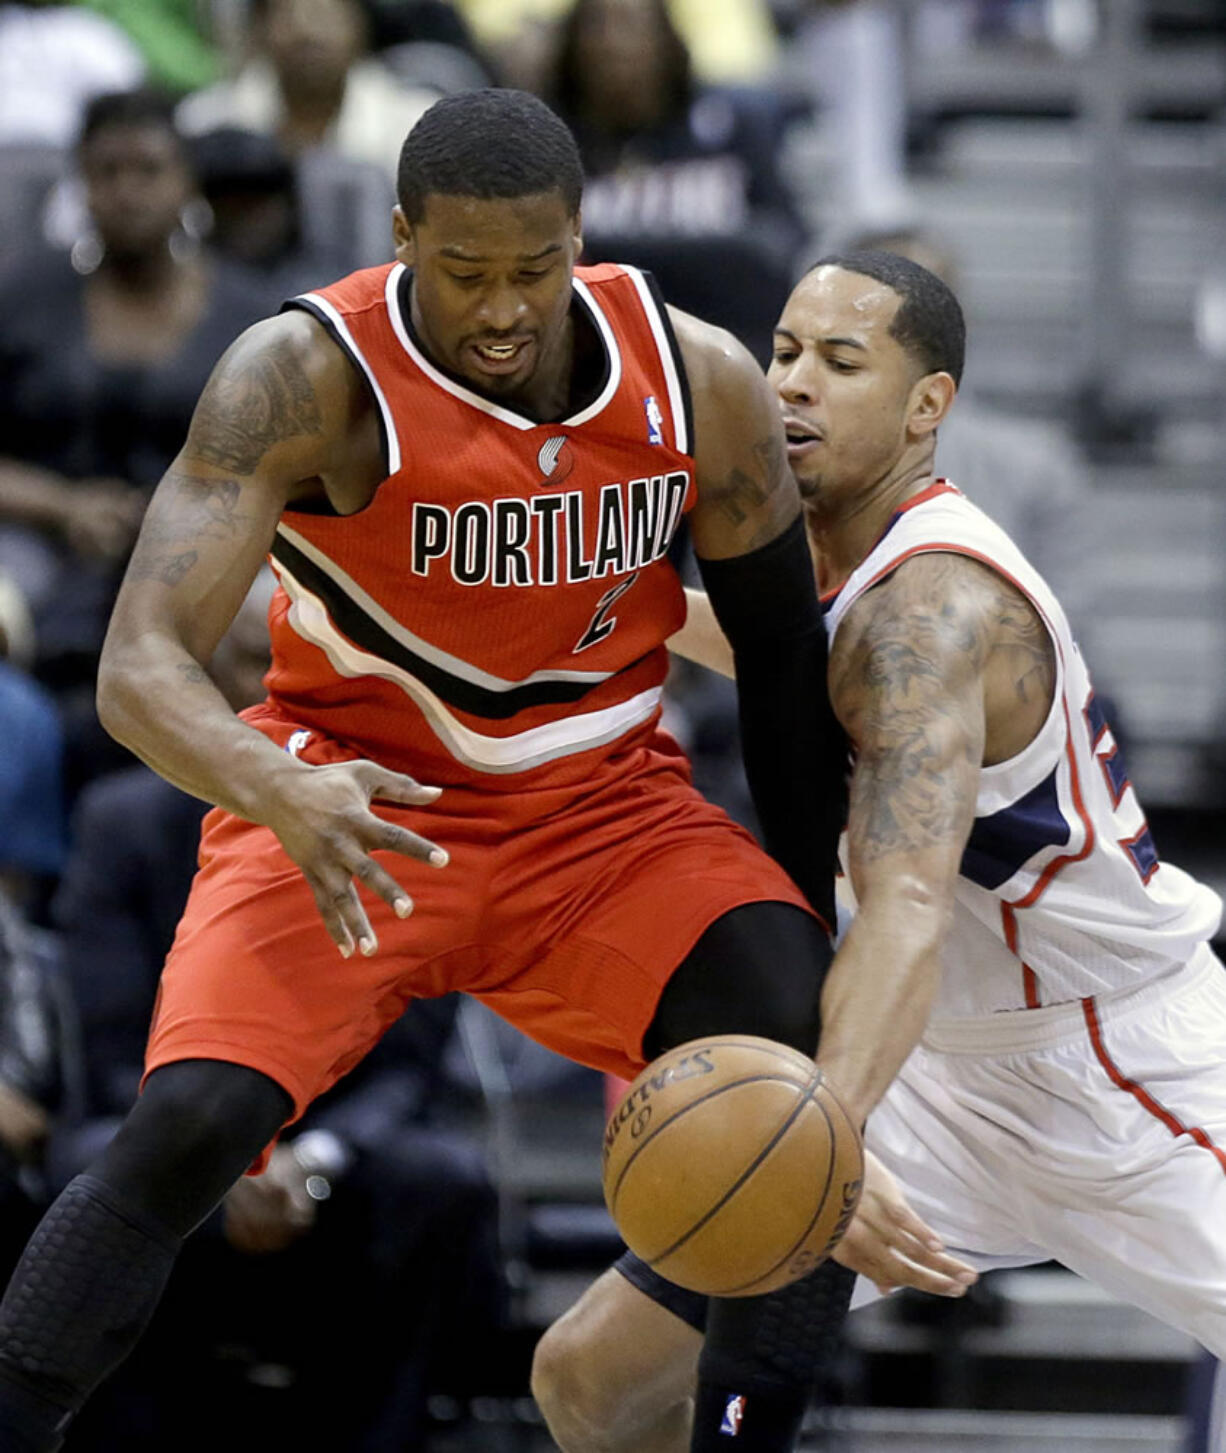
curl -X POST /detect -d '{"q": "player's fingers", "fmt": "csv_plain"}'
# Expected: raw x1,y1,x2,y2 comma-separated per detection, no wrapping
349,852,415,925
363,814,448,869
880,1208,978,1284
884,1198,952,1256
352,760,443,808
883,1250,974,1297
306,873,370,958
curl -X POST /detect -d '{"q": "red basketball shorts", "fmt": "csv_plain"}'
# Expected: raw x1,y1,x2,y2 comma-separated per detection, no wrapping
144,713,815,1157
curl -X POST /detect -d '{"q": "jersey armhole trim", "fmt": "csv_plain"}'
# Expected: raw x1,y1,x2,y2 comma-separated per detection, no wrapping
622,266,695,457
281,294,400,477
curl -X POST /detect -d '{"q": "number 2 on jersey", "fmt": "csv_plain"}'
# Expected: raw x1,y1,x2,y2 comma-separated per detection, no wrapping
1084,690,1159,884
574,572,640,654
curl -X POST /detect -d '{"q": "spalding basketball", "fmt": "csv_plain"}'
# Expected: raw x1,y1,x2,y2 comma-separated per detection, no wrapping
602,1035,863,1297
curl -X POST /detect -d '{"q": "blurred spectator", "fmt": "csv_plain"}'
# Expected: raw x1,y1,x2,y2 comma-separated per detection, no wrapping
363,0,494,93
176,0,439,182
845,225,1096,626
191,125,358,299
547,0,808,363
0,661,67,901
47,572,508,1451
453,0,780,93
0,885,77,1287
0,87,269,801
0,1,144,148
77,0,224,95
0,609,79,1290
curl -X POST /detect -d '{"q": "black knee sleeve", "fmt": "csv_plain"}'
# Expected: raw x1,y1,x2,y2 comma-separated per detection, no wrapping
0,1174,182,1443
700,1258,857,1390
93,1059,292,1235
646,901,832,1061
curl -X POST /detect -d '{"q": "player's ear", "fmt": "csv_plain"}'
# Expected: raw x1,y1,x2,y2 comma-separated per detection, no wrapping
906,370,956,441
571,209,584,261
392,206,415,267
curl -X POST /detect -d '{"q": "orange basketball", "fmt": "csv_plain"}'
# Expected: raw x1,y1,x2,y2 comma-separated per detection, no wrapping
602,1035,863,1297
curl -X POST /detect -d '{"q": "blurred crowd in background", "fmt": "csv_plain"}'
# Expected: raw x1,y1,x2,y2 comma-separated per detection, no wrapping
0,0,1222,1446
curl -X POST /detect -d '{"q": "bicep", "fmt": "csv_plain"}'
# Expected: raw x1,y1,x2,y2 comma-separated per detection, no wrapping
110,320,339,661
674,312,800,561
834,565,989,903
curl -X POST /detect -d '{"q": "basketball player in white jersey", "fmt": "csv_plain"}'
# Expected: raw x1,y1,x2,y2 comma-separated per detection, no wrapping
531,251,1226,1452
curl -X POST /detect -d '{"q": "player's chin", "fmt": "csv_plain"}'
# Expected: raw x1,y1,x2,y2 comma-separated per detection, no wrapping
792,468,821,501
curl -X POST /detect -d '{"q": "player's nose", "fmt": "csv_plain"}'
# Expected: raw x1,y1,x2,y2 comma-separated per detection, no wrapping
774,362,819,407
475,282,528,334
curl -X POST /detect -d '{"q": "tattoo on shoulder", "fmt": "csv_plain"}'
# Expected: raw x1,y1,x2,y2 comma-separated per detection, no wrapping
126,472,249,587
990,577,1056,706
186,337,322,474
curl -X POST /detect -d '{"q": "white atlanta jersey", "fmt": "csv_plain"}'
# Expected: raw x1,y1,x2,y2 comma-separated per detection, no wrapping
838,483,1226,1373
825,479,1223,1021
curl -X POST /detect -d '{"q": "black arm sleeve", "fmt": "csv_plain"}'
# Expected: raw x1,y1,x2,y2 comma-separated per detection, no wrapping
695,516,846,929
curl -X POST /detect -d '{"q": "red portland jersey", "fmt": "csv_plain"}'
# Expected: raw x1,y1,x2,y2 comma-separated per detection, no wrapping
265,261,696,788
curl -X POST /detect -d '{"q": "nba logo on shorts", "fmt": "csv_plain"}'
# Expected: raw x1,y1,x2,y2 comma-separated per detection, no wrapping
720,1393,746,1436
644,394,664,445
286,729,312,759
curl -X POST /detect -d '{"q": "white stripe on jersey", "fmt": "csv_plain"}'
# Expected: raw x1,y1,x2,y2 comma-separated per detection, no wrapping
272,557,663,773
276,523,614,691
827,482,1222,1019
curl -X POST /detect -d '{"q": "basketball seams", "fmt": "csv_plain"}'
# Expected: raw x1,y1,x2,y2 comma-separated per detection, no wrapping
714,1093,839,1296
607,1071,819,1211
603,1036,863,1297
642,1077,824,1269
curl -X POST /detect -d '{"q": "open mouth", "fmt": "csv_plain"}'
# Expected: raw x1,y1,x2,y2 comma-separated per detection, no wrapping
469,339,533,375
783,418,823,454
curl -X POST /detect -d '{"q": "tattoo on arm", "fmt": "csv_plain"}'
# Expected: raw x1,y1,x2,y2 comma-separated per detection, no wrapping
184,337,323,475
126,473,250,587
835,556,988,864
994,587,1055,706
710,433,790,547
176,661,208,685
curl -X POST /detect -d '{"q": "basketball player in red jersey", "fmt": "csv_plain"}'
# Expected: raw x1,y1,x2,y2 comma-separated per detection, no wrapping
0,90,864,1453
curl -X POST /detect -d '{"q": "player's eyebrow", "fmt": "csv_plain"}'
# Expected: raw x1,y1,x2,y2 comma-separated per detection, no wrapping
439,243,564,263
773,327,869,352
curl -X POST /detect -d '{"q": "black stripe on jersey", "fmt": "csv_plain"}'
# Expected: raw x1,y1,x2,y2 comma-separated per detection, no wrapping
271,533,649,720
280,296,392,483
639,269,695,459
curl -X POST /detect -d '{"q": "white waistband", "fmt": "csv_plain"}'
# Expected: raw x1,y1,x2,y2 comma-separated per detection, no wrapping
920,943,1221,1055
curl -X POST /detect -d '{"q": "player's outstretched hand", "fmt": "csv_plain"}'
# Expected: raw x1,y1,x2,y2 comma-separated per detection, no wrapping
265,758,447,958
833,1149,979,1298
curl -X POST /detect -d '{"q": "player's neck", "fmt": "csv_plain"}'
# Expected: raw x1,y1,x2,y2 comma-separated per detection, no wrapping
807,459,936,595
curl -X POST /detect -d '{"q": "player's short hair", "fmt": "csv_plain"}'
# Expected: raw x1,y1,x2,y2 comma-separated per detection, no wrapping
810,249,966,386
397,89,584,224
77,88,181,152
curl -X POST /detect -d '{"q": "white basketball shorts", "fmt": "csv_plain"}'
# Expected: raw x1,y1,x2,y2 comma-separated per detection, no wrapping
855,944,1226,1358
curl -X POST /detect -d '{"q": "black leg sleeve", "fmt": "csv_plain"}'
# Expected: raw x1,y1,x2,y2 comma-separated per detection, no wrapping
691,1260,858,1452
0,1060,291,1450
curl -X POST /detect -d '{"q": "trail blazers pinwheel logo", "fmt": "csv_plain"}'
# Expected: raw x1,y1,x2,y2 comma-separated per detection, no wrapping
537,434,576,487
